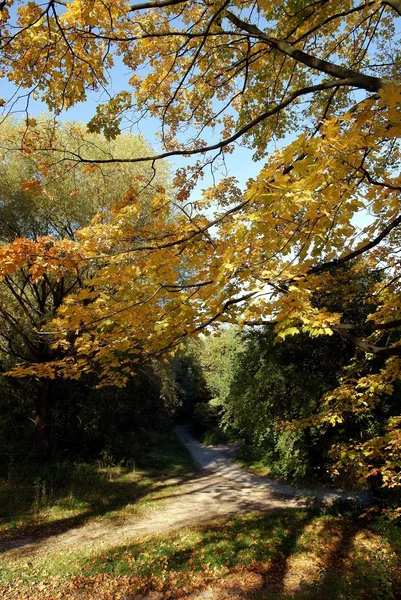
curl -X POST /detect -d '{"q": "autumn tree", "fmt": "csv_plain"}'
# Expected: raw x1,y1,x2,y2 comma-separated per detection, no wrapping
0,1,401,485
0,118,170,456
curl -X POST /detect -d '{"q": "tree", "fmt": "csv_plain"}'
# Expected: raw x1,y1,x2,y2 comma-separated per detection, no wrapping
0,1,400,485
0,118,170,456
196,321,377,484
171,339,211,423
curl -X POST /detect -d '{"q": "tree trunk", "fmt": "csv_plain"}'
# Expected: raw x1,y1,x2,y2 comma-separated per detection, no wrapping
34,379,51,460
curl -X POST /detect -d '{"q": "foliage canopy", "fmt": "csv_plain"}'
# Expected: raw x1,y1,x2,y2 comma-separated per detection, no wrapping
0,0,401,485
0,119,173,457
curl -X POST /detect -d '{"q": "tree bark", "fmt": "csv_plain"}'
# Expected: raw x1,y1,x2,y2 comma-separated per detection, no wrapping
34,379,51,460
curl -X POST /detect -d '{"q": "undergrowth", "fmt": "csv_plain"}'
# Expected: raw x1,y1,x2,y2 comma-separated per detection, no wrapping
0,431,193,539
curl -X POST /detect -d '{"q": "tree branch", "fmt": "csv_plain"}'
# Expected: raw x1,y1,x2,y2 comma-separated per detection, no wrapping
335,327,401,357
334,320,401,332
309,213,401,275
384,0,401,16
130,0,188,11
48,78,366,166
225,10,387,93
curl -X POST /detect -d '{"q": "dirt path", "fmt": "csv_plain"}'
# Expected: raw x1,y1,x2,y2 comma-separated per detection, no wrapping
0,427,368,559
175,426,371,505
0,472,302,558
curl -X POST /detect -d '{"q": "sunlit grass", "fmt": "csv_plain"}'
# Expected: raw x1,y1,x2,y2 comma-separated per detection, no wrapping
0,432,193,539
2,510,400,600
1,432,400,600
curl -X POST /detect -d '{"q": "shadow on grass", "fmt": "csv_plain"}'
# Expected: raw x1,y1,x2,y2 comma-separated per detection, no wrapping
74,509,400,600
0,432,194,551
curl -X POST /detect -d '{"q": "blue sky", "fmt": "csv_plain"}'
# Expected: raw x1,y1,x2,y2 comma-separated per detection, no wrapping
1,47,271,201
1,2,400,208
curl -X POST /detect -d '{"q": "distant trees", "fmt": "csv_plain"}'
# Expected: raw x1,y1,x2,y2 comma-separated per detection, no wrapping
0,119,172,459
177,267,401,489
180,322,400,487
199,326,353,481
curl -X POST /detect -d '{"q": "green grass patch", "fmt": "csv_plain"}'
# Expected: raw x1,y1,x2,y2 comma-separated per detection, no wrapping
85,511,306,578
235,444,284,482
236,454,274,478
0,431,193,540
2,432,400,600
2,510,401,599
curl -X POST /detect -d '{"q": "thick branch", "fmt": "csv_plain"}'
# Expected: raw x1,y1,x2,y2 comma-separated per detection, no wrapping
309,213,401,275
226,10,386,92
335,327,401,357
130,0,188,10
50,79,364,166
384,0,401,16
334,320,401,332
243,318,401,357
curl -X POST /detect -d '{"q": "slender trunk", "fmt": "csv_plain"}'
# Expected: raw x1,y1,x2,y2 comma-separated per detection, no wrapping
34,379,51,460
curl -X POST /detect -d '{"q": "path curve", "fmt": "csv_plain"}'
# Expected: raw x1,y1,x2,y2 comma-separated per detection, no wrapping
175,425,371,506
0,428,369,558
0,475,302,557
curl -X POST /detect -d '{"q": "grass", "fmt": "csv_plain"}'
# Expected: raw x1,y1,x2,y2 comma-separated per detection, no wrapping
0,431,193,540
80,511,401,599
235,452,275,478
2,510,400,599
234,444,358,491
1,431,400,600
